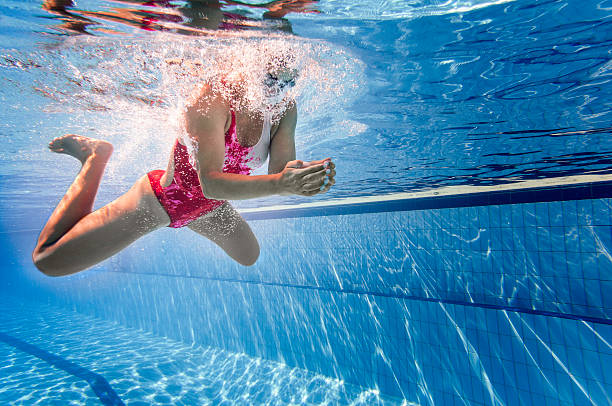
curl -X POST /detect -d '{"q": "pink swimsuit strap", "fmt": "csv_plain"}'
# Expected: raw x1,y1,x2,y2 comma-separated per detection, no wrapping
223,110,256,176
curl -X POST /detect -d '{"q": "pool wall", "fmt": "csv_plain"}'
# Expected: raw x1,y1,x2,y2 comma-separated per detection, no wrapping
6,180,612,405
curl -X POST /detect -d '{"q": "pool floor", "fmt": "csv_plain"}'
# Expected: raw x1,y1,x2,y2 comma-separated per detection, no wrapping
0,295,407,405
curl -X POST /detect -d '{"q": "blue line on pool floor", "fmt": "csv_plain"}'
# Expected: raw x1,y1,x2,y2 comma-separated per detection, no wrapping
102,270,611,326
0,332,125,406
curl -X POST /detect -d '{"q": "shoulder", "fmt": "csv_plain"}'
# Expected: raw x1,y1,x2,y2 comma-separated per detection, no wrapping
185,83,229,118
184,84,232,137
271,102,298,140
277,101,297,126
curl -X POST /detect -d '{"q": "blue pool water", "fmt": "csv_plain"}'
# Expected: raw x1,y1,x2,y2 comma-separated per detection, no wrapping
1,0,611,405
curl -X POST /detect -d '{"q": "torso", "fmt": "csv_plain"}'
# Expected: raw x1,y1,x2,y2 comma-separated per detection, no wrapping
160,108,278,187
233,109,278,147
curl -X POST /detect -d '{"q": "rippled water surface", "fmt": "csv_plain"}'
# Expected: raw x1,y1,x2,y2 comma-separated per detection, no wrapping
0,0,611,211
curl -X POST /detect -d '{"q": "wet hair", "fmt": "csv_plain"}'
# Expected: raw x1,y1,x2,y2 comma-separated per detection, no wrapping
261,43,298,74
216,39,300,82
209,39,302,117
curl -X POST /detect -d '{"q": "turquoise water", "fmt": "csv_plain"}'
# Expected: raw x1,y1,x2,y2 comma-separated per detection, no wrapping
1,0,611,405
0,297,400,405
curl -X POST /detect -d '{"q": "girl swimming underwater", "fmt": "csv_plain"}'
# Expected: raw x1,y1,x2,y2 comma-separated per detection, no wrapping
32,46,336,276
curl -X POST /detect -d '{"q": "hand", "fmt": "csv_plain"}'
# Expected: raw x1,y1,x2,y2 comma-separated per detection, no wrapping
302,158,336,194
279,158,336,196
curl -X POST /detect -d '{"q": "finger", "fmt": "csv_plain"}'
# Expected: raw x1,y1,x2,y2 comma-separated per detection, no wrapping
300,189,320,196
320,177,335,192
303,175,328,190
306,158,331,166
302,180,325,193
302,170,327,183
286,160,303,169
302,178,335,195
303,175,332,192
315,180,334,194
297,164,326,177
324,168,336,178
324,177,336,189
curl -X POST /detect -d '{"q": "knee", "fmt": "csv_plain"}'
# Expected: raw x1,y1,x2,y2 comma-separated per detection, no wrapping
32,248,68,277
32,253,55,276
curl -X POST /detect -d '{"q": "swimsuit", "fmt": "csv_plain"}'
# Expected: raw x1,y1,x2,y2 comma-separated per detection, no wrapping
147,111,272,228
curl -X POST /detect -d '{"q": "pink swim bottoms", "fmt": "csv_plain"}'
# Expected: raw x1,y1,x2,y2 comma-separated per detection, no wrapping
147,142,226,228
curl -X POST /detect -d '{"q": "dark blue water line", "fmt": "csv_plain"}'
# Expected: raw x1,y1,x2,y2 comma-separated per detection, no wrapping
0,332,125,406
102,269,612,326
241,180,612,220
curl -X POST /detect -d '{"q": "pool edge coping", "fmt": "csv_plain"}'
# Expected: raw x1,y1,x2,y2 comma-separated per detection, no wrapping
239,174,612,220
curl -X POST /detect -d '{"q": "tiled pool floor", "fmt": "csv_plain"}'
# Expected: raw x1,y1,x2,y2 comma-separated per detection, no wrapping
0,296,406,406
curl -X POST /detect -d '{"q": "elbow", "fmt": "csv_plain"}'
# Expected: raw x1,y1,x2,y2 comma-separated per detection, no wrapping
199,172,223,200
200,184,217,200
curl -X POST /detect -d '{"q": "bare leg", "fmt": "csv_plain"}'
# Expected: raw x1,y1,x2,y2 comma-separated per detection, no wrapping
36,134,114,248
187,202,260,266
33,134,170,276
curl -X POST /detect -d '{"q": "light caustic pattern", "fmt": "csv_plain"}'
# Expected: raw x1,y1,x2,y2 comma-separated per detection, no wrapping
0,297,410,406
0,33,365,181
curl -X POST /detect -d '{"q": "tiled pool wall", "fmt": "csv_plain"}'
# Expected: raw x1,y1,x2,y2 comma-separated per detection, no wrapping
9,194,612,405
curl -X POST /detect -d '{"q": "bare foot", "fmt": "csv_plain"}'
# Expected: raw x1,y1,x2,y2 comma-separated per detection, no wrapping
48,134,113,164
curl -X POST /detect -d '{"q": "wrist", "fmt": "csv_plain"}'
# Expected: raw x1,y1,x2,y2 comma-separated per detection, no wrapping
271,173,285,195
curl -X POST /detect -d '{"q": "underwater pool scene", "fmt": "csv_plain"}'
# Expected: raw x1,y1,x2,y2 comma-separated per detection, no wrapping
1,0,611,405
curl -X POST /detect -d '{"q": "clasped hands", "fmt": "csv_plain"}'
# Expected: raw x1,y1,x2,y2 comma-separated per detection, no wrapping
279,158,336,196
